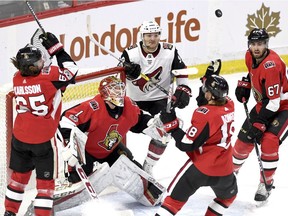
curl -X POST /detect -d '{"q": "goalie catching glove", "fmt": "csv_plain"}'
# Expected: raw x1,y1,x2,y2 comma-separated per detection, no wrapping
39,32,64,56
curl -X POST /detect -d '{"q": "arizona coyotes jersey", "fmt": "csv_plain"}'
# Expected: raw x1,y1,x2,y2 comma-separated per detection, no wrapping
60,95,140,159
180,98,235,176
122,41,187,101
13,63,77,144
245,49,288,113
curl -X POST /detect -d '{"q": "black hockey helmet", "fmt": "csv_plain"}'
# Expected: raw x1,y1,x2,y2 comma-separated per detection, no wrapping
248,28,269,47
203,75,229,101
14,45,43,76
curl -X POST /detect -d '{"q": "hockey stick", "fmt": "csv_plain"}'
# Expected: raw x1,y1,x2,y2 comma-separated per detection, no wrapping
86,15,197,96
26,1,46,35
75,162,98,199
70,128,98,199
243,101,271,190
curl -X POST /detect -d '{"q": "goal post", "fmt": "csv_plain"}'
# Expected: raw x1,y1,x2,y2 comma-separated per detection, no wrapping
0,66,125,214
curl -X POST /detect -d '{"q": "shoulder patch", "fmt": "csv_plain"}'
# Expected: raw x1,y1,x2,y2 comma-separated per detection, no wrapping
89,100,99,111
127,44,138,50
162,43,173,50
196,107,209,114
264,60,276,69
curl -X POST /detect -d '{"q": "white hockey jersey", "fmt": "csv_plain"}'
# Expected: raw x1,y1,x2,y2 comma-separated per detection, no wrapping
122,41,188,101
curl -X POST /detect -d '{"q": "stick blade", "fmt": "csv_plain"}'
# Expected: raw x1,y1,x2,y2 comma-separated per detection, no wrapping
172,67,198,76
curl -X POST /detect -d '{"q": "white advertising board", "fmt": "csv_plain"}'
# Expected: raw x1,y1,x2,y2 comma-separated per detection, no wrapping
0,0,287,85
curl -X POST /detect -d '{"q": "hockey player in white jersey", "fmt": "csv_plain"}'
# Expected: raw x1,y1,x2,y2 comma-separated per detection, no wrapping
120,20,191,175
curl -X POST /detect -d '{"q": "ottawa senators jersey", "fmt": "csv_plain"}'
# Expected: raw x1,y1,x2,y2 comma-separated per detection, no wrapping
245,49,288,113
174,98,235,176
13,62,77,144
122,41,187,101
60,95,140,159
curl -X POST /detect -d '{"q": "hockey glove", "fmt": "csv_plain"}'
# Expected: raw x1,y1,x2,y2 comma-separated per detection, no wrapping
172,85,191,109
196,86,208,106
203,59,222,80
39,32,64,56
247,121,266,143
160,109,179,133
62,140,79,167
123,62,141,80
235,76,251,103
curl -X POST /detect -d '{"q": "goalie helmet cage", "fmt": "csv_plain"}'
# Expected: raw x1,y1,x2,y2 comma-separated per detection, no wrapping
0,66,125,214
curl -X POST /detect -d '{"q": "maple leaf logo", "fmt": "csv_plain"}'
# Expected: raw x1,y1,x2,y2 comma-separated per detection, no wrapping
245,3,281,37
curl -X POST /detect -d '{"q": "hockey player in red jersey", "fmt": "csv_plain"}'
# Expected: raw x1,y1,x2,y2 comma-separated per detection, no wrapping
58,76,166,207
233,28,288,202
155,75,238,216
4,33,78,216
120,20,191,175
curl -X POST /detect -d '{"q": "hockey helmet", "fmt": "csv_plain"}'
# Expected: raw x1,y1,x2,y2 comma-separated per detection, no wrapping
99,76,126,107
14,45,43,76
139,20,161,40
248,28,269,47
202,75,229,101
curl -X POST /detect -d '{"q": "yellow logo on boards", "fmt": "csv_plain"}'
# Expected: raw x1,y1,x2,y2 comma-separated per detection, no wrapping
246,3,281,37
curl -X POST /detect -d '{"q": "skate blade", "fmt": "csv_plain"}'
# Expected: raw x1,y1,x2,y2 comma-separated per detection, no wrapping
255,199,268,207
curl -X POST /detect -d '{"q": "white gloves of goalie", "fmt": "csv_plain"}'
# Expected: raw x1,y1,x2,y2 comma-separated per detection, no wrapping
62,140,79,167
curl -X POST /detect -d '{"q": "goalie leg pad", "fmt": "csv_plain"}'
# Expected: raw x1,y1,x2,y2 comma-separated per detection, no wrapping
110,155,166,206
54,162,111,201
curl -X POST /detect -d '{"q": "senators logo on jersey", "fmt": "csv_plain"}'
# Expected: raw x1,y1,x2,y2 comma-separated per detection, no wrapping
99,124,122,150
132,67,162,92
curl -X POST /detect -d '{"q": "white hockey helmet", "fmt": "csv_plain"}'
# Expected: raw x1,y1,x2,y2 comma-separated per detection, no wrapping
139,20,161,40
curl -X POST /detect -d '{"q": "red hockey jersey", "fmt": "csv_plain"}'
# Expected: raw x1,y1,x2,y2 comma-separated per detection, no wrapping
245,49,288,113
13,64,77,144
61,95,141,159
181,98,235,176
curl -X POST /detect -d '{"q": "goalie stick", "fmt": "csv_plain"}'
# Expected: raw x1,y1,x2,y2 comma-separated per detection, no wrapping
86,15,197,95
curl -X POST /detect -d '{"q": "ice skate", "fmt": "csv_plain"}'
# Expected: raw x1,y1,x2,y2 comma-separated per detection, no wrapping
4,211,16,216
254,182,274,206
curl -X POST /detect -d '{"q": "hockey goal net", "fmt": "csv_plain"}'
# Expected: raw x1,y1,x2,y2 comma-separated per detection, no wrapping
0,66,125,214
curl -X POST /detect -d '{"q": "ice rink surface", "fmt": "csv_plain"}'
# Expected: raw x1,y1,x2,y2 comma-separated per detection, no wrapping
18,72,288,216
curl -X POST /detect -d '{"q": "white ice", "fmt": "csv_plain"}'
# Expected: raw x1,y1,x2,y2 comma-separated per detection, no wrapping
18,72,288,216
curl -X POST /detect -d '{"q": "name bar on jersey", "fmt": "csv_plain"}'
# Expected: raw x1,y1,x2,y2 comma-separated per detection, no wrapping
14,84,42,95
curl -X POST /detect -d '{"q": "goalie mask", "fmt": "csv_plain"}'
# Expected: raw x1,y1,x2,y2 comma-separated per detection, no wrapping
139,20,162,40
202,75,229,102
99,76,126,107
12,45,43,76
